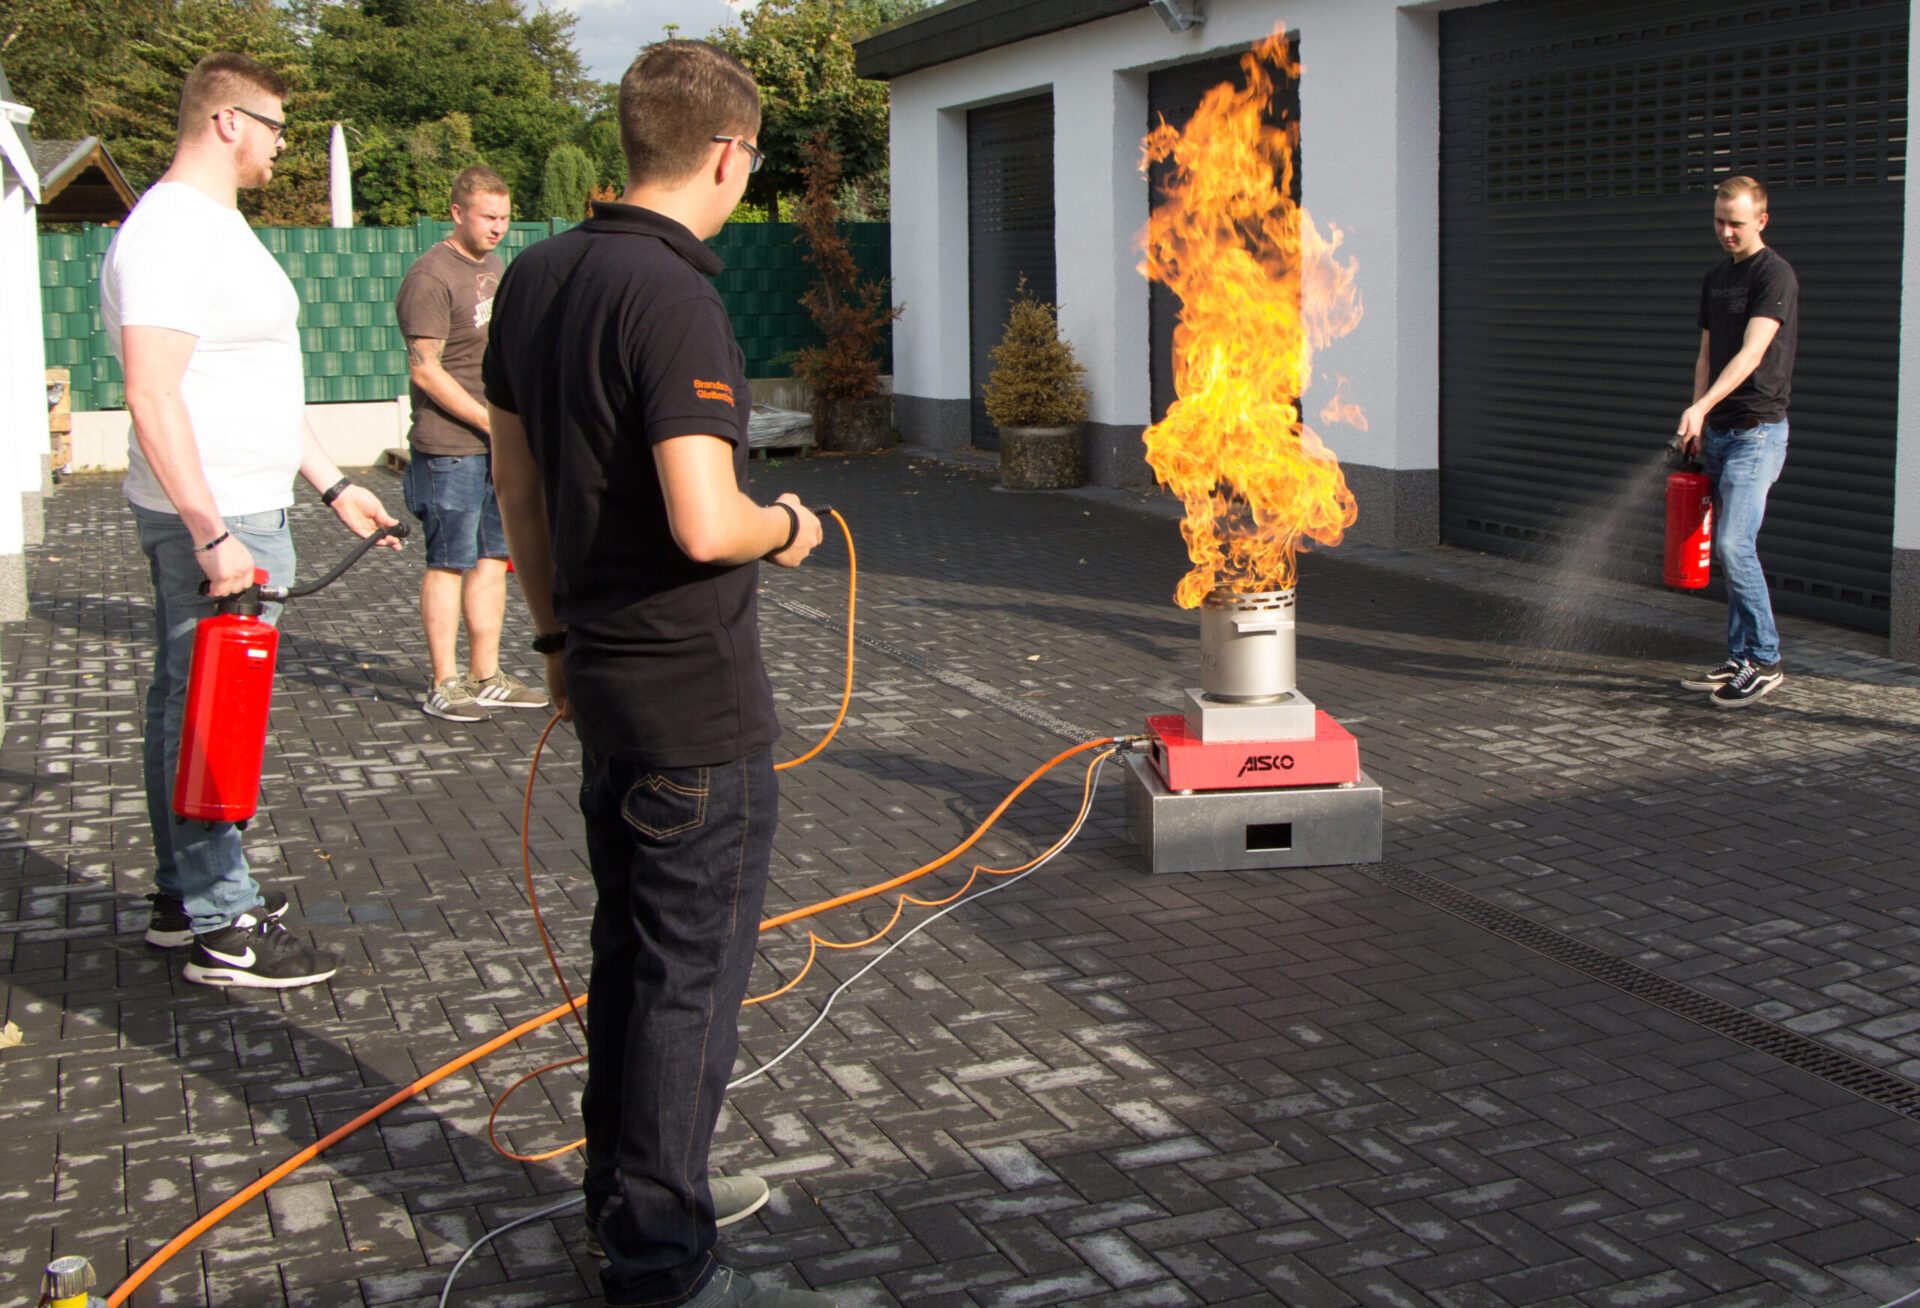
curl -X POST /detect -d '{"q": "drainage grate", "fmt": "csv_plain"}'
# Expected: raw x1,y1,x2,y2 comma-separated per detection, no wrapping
1374,860,1920,1120
760,591,1101,745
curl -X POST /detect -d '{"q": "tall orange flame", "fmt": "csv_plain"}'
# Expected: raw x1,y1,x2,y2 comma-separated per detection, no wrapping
1140,29,1363,608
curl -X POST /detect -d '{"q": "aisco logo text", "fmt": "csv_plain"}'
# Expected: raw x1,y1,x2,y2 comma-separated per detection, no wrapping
1237,754,1295,777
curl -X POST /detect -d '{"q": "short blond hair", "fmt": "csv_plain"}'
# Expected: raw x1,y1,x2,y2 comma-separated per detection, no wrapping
178,52,288,140
1715,175,1769,213
450,166,510,211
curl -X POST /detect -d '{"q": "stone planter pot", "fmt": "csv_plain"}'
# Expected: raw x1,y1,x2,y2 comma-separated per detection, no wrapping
998,424,1085,490
812,395,894,453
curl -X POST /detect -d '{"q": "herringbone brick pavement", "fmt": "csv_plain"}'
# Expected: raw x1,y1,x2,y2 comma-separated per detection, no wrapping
2,453,1919,1307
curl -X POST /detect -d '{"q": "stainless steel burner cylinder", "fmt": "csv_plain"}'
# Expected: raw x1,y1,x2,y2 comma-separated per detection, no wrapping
1199,588,1296,704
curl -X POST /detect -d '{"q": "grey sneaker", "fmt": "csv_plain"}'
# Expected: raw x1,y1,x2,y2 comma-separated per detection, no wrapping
585,1174,771,1257
469,669,550,709
424,675,488,721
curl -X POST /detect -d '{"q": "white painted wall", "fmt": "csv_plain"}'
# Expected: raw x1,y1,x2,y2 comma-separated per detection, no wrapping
1,167,44,557
71,400,411,473
1895,19,1920,554
884,0,1444,475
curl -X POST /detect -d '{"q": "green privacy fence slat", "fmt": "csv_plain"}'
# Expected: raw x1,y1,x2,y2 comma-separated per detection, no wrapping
40,218,891,411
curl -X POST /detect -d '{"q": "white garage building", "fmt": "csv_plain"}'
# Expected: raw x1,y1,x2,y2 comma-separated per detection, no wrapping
856,0,1920,661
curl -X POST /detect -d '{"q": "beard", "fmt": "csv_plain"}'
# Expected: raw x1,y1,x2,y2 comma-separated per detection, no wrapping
238,140,277,190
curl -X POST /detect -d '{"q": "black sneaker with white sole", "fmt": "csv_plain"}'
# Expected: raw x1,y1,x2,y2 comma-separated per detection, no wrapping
1711,660,1784,707
182,911,338,989
1680,658,1746,691
146,890,289,948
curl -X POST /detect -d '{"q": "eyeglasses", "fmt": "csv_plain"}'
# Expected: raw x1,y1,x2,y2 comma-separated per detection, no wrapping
712,135,765,174
216,105,286,143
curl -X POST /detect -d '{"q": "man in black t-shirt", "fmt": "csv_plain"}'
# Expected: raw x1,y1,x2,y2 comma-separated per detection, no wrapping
483,41,829,1308
1675,175,1797,708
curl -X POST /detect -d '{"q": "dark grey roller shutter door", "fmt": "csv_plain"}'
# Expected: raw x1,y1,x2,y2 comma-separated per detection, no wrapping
1147,45,1300,425
969,94,1056,449
1440,0,1905,631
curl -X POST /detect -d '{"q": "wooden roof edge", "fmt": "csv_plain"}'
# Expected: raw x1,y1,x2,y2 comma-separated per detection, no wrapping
40,137,137,214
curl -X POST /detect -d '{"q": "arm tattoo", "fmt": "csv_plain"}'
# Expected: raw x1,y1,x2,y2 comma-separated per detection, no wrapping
406,337,444,368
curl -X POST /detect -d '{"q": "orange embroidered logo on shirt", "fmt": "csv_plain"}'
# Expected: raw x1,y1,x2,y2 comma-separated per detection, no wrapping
694,379,735,404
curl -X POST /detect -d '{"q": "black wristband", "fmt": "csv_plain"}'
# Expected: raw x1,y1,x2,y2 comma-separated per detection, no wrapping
770,502,800,557
321,477,352,506
530,629,567,655
195,530,231,554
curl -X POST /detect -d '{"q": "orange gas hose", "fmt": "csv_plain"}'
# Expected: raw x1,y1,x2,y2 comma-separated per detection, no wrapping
775,509,855,772
105,991,587,1307
758,735,1122,931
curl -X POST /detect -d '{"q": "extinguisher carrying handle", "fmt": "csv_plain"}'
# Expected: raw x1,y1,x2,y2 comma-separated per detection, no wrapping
1664,434,1705,474
196,524,411,603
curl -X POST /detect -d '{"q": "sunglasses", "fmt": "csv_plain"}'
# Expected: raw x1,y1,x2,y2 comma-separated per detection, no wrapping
712,135,765,174
216,105,286,143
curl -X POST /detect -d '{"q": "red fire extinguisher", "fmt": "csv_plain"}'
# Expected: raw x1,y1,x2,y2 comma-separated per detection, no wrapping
173,525,407,827
1664,444,1713,590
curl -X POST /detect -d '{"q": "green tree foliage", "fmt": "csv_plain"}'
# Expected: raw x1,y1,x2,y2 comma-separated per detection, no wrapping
708,0,928,212
89,0,332,224
788,130,900,402
534,142,592,220
0,0,172,140
5,0,605,225
983,276,1089,429
311,0,584,214
352,111,482,225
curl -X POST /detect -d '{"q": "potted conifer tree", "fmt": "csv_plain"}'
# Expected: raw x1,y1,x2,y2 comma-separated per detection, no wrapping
984,279,1091,489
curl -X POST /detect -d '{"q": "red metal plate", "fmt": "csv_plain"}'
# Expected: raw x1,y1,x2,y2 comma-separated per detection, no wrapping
1146,711,1361,791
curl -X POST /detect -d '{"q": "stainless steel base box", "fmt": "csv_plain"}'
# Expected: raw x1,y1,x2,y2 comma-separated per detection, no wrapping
1124,752,1383,874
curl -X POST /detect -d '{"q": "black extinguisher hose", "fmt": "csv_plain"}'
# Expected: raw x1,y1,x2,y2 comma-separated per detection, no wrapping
274,524,411,600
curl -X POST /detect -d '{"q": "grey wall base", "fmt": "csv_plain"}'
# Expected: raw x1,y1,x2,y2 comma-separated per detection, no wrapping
893,394,971,450
1341,463,1439,550
1124,752,1383,873
1894,547,1920,664
1085,423,1153,488
0,551,23,624
21,492,43,548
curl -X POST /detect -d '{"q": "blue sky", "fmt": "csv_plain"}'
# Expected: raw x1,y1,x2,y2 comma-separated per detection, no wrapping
553,0,754,83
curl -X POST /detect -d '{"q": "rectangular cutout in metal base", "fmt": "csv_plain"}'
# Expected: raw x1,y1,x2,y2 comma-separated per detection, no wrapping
1124,752,1383,873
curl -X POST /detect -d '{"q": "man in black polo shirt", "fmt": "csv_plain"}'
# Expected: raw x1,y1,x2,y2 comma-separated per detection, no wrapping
1676,174,1797,708
484,41,828,1308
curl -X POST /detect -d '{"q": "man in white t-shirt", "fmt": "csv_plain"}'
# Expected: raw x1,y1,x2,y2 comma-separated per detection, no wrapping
101,51,400,990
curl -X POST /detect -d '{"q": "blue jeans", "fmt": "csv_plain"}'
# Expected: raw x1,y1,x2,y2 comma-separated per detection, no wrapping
133,503,296,932
403,451,508,571
579,747,777,1307
1703,420,1789,666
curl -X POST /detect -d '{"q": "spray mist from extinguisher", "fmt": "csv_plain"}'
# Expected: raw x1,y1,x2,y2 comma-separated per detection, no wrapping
1663,436,1713,590
173,524,409,828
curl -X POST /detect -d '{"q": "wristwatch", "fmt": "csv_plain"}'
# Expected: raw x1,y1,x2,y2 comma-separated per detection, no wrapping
530,629,567,654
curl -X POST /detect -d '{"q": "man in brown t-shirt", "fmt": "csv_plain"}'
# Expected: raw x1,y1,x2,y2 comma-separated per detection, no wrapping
396,165,547,719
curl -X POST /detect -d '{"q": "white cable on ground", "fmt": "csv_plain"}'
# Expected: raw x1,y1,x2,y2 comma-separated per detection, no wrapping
438,751,1114,1305
436,1193,585,1308
728,749,1114,1094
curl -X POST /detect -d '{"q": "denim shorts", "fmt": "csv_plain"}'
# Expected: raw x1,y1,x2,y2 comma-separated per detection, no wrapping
403,451,508,571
